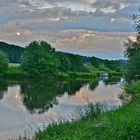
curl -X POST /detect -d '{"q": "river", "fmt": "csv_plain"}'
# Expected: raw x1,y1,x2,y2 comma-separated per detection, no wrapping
0,77,124,139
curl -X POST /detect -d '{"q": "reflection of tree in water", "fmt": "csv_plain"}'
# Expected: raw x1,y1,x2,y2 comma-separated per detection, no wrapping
103,77,121,85
89,80,99,91
0,79,100,114
20,79,90,114
0,80,8,100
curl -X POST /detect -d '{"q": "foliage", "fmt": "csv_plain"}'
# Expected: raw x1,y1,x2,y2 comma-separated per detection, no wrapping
0,41,126,77
68,54,88,72
89,56,99,68
6,64,27,78
68,72,98,80
124,35,140,58
125,10,140,82
89,57,125,72
107,70,122,77
0,79,8,99
57,52,71,72
0,51,9,74
21,41,61,76
126,52,140,81
133,12,140,33
104,60,122,72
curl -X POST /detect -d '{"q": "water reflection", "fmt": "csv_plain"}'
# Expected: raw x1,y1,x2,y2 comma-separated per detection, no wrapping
0,77,122,139
103,77,121,85
0,80,8,100
20,79,95,114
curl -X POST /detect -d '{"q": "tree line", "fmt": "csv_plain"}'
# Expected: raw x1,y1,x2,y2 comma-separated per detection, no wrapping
0,41,125,76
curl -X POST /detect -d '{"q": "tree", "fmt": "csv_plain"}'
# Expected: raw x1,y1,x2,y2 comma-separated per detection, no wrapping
21,41,60,76
0,51,9,74
68,54,87,72
57,53,71,72
89,56,99,68
125,9,140,82
124,35,140,58
104,60,121,72
126,52,140,81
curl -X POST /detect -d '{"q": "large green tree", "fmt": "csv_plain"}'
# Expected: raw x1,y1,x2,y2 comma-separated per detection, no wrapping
0,51,9,74
21,41,60,76
125,10,140,82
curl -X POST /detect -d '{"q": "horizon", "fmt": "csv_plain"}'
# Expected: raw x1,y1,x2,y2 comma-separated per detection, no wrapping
0,41,128,61
0,0,139,59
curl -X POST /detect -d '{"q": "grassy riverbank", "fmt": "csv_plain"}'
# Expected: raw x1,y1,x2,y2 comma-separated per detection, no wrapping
1,63,122,81
35,81,140,140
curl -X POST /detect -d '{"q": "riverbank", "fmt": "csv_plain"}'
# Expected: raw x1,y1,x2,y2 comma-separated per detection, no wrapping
1,64,122,81
0,75,121,140
35,81,140,140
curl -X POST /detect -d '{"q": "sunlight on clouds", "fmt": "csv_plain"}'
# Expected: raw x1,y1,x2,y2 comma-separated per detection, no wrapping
120,3,130,10
27,0,97,12
81,0,97,4
101,6,116,14
56,1,96,12
52,30,131,59
128,35,137,42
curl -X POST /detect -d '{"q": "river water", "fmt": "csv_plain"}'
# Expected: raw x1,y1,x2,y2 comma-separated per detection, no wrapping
0,77,124,139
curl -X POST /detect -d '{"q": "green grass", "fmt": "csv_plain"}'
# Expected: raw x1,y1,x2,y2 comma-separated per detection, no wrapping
2,63,122,81
5,63,27,78
35,81,140,140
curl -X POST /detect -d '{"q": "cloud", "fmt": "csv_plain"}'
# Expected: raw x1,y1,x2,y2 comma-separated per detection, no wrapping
0,0,137,32
0,28,132,59
0,0,139,59
52,30,132,59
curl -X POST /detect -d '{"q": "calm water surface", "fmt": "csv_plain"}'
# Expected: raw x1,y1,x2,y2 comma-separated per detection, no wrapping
0,78,123,139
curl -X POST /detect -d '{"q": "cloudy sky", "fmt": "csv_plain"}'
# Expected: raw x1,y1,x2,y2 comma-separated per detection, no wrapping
0,0,139,59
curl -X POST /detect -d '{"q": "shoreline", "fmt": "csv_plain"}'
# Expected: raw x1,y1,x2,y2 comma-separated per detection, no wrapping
34,81,140,140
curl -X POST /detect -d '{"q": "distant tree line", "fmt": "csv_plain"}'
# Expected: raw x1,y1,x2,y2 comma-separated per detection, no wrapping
0,41,125,76
89,56,124,72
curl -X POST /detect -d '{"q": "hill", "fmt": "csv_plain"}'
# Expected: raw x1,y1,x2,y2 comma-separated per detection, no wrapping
0,42,127,72
0,42,24,63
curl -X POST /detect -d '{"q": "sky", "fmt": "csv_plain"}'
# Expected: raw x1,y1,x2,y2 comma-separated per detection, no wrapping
0,0,139,59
